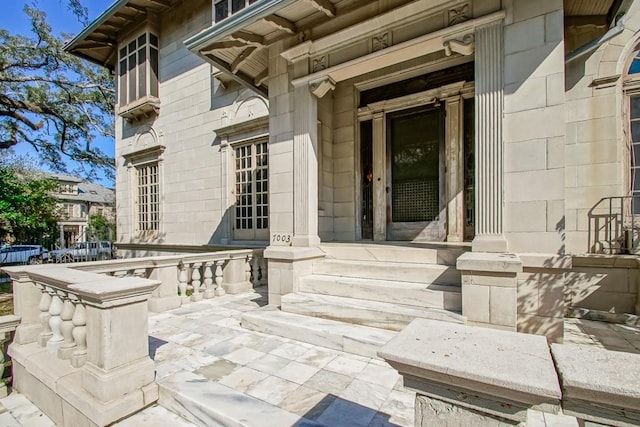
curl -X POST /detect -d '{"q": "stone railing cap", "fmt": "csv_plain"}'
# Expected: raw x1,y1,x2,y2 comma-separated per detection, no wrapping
456,252,523,273
69,277,160,306
379,319,561,401
551,343,640,408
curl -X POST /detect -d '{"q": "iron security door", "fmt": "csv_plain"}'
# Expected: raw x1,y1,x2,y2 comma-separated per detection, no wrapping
386,107,445,241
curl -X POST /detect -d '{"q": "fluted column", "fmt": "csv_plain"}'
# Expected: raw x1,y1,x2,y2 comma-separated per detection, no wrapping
292,83,321,247
473,20,508,253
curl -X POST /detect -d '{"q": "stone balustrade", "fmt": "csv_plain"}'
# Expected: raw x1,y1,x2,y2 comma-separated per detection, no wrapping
2,264,160,427
0,315,20,398
66,249,267,312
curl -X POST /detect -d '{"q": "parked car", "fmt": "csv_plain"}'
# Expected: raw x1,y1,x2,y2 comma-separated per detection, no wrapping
50,241,114,263
0,245,48,266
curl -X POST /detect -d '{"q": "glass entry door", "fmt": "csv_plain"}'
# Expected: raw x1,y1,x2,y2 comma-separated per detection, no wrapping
386,106,445,240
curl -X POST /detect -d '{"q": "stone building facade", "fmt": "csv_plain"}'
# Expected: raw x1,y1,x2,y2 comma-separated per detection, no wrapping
66,0,640,341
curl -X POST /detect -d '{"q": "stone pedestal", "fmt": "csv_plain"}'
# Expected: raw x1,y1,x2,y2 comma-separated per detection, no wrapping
379,319,562,426
222,256,253,294
4,270,42,345
457,252,522,331
148,261,182,312
263,246,324,305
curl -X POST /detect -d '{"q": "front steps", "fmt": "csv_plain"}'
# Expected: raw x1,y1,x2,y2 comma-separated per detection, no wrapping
241,308,396,359
242,243,468,358
281,292,464,332
299,274,461,311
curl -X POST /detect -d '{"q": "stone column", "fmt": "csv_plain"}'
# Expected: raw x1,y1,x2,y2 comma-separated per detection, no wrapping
59,225,64,248
445,96,464,242
473,20,507,253
372,112,386,241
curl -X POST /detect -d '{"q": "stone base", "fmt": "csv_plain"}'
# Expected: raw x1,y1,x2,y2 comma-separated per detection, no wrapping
264,246,324,305
472,235,509,253
9,342,157,427
148,295,182,313
416,394,518,426
223,281,252,294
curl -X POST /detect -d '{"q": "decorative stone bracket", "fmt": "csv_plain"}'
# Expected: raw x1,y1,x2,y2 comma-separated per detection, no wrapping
443,33,475,56
309,76,336,98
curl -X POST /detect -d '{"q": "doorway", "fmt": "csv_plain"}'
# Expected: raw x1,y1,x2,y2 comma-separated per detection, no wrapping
386,106,445,240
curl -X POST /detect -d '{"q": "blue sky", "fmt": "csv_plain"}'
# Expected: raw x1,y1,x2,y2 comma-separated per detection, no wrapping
0,0,116,186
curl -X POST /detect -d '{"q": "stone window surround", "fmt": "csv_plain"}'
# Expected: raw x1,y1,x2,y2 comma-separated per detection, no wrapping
123,145,166,240
215,116,269,244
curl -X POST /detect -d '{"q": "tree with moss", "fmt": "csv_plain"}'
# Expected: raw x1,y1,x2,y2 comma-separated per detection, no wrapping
0,2,115,179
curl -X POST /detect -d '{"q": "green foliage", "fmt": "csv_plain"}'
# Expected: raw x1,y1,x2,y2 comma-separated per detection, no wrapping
0,159,61,246
87,212,115,241
0,3,115,179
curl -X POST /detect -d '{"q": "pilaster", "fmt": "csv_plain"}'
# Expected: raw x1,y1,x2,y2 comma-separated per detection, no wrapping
473,20,507,253
372,112,386,241
445,96,464,242
292,77,334,247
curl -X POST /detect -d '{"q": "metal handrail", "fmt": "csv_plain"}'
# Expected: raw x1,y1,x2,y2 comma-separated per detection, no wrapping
587,195,638,254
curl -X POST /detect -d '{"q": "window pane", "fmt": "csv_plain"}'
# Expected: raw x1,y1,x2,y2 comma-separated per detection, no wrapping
138,34,146,46
119,60,127,106
215,0,228,22
634,144,640,168
232,0,245,13
630,57,640,75
632,97,640,118
150,33,158,47
150,47,159,97
633,122,640,143
138,47,147,98
128,53,136,104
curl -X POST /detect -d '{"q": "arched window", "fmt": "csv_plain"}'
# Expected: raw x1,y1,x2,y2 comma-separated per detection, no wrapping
625,47,640,212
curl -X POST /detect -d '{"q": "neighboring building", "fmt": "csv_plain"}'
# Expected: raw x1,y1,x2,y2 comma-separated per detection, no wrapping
66,0,640,342
51,174,115,248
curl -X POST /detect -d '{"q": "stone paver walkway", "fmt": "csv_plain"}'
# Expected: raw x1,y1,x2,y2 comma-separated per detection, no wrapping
148,287,413,427
564,317,640,354
1,287,639,426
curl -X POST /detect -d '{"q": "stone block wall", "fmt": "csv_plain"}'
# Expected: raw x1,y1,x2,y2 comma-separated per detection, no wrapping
565,256,640,315
503,0,566,254
563,3,640,253
115,0,269,247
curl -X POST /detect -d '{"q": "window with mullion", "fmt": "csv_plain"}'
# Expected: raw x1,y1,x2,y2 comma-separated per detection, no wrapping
234,141,269,238
118,31,159,107
214,0,256,22
631,95,640,213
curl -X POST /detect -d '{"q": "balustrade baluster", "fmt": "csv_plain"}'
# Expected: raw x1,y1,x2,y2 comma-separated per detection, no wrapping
178,262,189,302
259,256,268,286
0,331,9,397
58,293,76,360
203,262,215,299
215,260,225,296
251,256,260,288
191,263,202,302
70,294,87,368
37,284,52,347
245,254,253,284
47,289,64,353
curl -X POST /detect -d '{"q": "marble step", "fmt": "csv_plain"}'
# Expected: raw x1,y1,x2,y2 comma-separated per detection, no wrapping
281,292,465,332
158,370,320,427
319,242,468,266
299,274,461,311
312,259,461,284
241,309,396,359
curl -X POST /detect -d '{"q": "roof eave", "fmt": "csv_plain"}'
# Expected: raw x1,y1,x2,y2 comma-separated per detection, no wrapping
184,0,297,52
63,0,129,55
